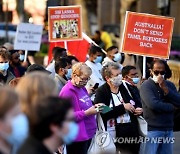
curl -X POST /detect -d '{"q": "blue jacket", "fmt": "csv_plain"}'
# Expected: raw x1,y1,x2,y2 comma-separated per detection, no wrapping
140,78,180,131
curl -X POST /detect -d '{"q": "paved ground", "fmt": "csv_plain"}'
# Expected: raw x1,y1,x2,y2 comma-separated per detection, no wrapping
174,132,180,154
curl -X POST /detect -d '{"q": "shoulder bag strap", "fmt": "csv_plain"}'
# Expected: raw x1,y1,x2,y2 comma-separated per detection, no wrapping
111,94,118,125
122,80,133,98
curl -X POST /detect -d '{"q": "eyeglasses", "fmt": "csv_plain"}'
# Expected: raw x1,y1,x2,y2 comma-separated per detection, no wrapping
78,76,90,82
153,70,166,76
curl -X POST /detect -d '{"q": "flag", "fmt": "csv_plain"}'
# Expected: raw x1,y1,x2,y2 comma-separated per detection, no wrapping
48,33,106,63
48,33,89,63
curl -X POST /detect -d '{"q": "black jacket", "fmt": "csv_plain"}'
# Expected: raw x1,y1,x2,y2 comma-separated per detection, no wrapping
94,82,140,130
17,136,51,154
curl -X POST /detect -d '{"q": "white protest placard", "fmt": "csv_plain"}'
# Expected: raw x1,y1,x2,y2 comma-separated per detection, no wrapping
14,23,43,51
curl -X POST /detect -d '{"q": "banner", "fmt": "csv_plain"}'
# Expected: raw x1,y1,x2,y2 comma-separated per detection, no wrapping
48,33,93,63
14,23,43,51
120,11,174,59
48,5,82,42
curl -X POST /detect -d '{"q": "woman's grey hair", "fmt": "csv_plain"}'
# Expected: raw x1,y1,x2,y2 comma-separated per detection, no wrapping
102,62,120,81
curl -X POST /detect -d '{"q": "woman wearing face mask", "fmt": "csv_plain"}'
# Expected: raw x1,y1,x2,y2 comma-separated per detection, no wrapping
14,72,59,154
59,62,103,154
94,62,140,154
0,86,21,154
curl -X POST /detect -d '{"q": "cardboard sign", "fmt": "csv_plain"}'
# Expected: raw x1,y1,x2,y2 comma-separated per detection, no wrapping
120,11,174,59
48,5,82,42
14,23,43,51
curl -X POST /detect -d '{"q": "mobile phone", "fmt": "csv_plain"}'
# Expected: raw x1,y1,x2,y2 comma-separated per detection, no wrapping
93,83,99,90
100,105,113,114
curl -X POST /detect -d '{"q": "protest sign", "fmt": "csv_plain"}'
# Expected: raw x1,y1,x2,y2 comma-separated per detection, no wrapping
14,23,43,51
48,5,82,42
120,11,174,59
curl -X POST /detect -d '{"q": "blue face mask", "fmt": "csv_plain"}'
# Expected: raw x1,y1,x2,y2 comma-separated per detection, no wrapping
94,56,102,64
65,69,72,80
6,114,29,146
62,121,79,145
0,62,9,71
132,77,140,84
19,55,25,61
113,53,122,62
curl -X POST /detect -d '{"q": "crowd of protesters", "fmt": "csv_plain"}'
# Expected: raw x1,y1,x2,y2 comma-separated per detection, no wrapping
0,41,180,154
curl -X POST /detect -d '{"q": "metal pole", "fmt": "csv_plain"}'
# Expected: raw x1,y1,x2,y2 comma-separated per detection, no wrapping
143,56,146,78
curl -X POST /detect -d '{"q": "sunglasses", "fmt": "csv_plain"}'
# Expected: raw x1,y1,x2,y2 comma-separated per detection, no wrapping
153,70,166,76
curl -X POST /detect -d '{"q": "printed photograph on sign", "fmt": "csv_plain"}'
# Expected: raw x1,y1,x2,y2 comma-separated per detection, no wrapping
120,11,174,59
52,19,79,39
48,6,82,42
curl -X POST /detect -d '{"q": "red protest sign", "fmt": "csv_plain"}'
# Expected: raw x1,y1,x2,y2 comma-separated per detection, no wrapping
120,11,174,59
48,5,82,42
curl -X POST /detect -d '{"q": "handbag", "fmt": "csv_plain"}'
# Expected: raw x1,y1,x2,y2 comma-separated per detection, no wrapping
88,114,116,154
137,116,147,136
122,81,148,137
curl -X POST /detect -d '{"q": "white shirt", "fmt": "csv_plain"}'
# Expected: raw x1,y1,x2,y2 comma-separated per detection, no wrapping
46,60,55,78
107,91,131,138
85,60,105,88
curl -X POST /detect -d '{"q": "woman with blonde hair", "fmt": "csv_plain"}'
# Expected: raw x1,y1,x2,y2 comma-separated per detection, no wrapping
16,72,58,116
5,72,59,153
59,62,103,154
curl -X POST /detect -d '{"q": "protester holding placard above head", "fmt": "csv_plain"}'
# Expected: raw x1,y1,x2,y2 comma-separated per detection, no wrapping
17,96,78,154
0,48,15,85
46,47,67,78
55,58,69,92
85,45,105,98
140,59,180,154
59,62,104,154
102,46,123,69
9,50,26,78
94,62,140,154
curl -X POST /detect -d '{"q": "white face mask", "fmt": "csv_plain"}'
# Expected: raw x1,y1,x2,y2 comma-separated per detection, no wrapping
110,74,122,87
152,74,164,83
